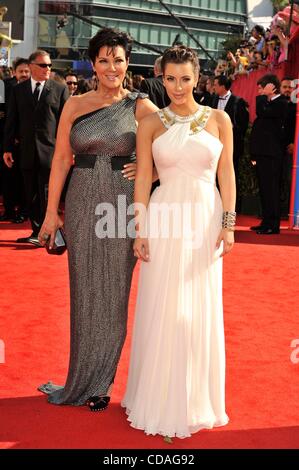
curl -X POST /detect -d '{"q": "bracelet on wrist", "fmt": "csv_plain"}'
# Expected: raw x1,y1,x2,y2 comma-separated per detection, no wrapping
222,211,236,229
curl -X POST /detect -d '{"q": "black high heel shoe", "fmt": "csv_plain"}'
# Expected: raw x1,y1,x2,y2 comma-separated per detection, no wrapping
87,396,110,412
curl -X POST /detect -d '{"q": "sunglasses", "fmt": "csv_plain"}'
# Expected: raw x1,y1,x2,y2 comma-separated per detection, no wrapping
66,81,78,85
32,63,52,68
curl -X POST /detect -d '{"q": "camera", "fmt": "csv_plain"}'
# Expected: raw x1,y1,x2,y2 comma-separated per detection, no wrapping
56,15,68,30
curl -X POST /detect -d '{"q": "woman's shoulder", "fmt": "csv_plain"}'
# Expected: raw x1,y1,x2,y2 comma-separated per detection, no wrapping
63,91,94,112
66,91,102,123
134,92,159,122
211,107,232,125
68,90,96,106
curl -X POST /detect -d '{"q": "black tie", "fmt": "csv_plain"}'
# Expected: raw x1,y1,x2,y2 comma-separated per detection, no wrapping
33,82,41,102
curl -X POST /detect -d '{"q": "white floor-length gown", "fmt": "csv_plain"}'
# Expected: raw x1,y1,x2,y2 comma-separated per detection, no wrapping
122,105,229,438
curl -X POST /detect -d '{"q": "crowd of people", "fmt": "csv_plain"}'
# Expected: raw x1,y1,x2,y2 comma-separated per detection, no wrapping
0,13,297,441
213,2,299,79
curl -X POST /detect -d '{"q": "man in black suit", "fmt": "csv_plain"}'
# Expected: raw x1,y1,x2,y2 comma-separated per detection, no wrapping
140,56,170,108
3,50,68,245
211,75,249,185
249,74,288,234
0,58,30,223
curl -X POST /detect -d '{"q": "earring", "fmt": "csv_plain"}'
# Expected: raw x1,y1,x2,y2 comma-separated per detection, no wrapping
93,71,99,90
123,76,128,89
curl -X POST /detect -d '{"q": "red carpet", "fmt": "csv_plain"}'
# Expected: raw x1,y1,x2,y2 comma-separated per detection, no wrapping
1,216,299,449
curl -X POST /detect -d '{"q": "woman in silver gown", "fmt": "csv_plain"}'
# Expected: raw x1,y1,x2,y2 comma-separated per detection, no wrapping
38,28,157,411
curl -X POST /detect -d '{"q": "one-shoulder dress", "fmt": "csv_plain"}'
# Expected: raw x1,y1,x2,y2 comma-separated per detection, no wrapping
39,92,146,405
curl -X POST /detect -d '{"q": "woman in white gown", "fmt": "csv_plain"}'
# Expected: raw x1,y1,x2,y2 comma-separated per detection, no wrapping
122,46,236,439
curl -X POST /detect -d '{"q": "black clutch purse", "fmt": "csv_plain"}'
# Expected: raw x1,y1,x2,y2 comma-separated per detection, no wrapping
46,228,67,255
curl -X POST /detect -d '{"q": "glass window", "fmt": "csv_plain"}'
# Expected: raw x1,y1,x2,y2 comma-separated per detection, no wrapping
200,0,209,9
209,0,218,10
160,29,170,46
150,27,160,45
228,0,236,13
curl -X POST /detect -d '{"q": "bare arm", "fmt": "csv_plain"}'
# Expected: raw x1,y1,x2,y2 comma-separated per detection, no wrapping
135,96,158,122
215,110,236,255
122,97,158,182
216,110,236,211
46,97,75,214
135,116,155,216
133,115,156,261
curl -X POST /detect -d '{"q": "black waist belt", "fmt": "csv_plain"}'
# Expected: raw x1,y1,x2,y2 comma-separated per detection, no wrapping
74,154,136,170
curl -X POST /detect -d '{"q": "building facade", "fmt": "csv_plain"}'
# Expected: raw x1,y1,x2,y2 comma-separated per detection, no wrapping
12,0,249,74
37,0,247,74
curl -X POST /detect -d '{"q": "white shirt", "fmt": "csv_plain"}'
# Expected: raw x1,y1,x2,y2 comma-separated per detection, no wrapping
217,90,232,111
271,94,281,101
31,77,46,100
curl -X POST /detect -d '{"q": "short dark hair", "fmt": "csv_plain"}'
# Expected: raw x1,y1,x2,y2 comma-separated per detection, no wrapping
161,45,199,75
253,25,265,36
257,74,280,89
87,28,133,64
28,50,50,63
214,75,232,90
64,71,78,81
13,57,29,71
75,78,94,95
281,76,294,82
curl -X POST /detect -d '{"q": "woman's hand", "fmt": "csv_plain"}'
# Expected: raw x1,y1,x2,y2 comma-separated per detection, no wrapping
133,237,150,262
122,163,159,182
216,228,234,257
122,162,136,180
38,211,64,249
262,82,277,97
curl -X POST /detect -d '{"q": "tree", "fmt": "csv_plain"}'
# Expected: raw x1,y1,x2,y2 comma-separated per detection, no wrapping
220,34,243,59
270,0,289,13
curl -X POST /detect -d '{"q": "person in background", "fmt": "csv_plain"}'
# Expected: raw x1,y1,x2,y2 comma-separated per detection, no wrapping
0,58,31,223
211,75,249,208
64,72,78,96
206,76,215,95
250,74,288,234
248,51,266,71
74,78,93,95
194,74,211,105
140,56,171,108
251,25,266,53
3,50,69,246
51,71,66,86
132,74,144,91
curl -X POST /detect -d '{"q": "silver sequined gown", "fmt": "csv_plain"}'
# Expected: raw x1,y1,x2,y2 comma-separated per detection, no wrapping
39,92,146,405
